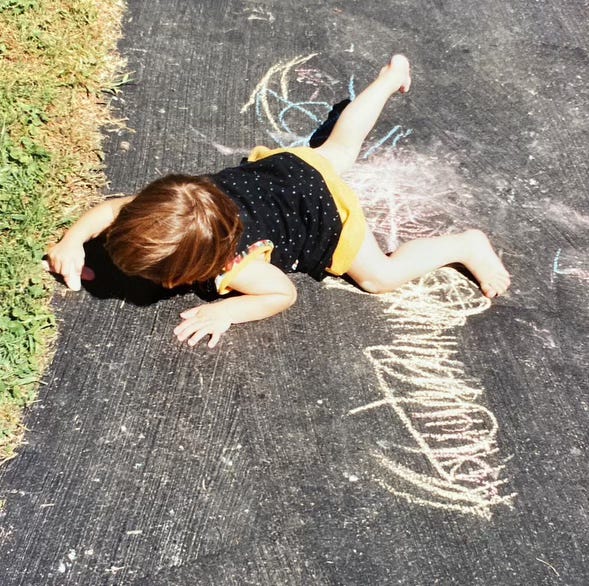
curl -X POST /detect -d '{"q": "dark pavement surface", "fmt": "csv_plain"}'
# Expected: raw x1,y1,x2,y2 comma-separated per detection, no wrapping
1,1,588,584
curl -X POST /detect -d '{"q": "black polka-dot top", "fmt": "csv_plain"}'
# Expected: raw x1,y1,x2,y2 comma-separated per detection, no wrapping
210,152,342,281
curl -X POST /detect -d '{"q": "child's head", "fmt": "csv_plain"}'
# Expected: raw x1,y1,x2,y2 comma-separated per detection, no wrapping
105,174,242,288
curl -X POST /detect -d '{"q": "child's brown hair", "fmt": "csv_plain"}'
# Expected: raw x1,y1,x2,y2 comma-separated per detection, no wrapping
105,174,243,288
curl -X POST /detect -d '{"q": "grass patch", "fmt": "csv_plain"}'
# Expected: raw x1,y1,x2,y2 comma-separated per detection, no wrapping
0,0,125,462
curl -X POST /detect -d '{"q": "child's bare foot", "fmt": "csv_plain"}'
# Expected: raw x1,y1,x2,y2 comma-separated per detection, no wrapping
461,230,511,298
379,54,411,93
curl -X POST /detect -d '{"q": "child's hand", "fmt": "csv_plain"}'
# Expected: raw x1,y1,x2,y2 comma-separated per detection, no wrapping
43,238,95,291
174,262,297,348
174,303,232,349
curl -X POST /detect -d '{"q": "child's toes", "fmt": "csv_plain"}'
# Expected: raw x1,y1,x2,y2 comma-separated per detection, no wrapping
391,54,409,69
496,273,511,294
483,274,510,298
391,54,411,91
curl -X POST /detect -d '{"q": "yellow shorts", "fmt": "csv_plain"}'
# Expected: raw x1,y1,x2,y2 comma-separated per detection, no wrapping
248,146,366,275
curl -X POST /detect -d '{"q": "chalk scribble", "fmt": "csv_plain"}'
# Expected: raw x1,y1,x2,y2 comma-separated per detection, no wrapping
552,248,589,283
241,54,412,152
327,271,515,519
345,149,482,253
241,54,515,518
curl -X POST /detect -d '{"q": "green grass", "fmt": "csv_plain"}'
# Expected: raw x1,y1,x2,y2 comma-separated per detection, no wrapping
0,0,125,462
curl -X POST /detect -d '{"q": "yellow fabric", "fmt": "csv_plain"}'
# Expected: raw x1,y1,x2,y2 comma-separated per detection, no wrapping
248,146,366,275
215,240,274,295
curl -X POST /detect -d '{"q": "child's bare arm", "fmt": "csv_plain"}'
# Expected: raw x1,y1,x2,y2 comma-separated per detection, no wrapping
174,260,297,348
44,196,135,290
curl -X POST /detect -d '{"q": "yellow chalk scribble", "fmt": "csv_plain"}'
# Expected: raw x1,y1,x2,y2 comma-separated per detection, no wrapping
327,269,516,519
241,54,320,145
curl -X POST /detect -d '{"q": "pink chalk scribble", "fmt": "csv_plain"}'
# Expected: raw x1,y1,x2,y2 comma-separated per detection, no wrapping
294,66,340,101
345,148,481,253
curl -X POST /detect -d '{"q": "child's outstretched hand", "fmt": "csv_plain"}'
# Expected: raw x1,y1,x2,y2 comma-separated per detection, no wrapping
174,262,297,349
43,238,95,291
41,195,135,290
174,303,232,349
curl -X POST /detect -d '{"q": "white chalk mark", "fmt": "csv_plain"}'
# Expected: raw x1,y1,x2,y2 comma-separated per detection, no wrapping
211,142,242,156
348,398,393,415
243,6,275,23
189,127,249,157
513,318,556,349
536,557,560,577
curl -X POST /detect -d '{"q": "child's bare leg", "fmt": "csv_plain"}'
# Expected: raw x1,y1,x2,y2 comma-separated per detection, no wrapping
314,55,411,175
347,229,510,298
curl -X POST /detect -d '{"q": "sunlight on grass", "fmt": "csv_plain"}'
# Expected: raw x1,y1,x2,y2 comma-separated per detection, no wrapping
0,0,125,462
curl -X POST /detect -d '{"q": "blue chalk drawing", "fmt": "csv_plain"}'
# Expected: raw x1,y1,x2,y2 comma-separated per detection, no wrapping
243,56,412,152
363,126,413,159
